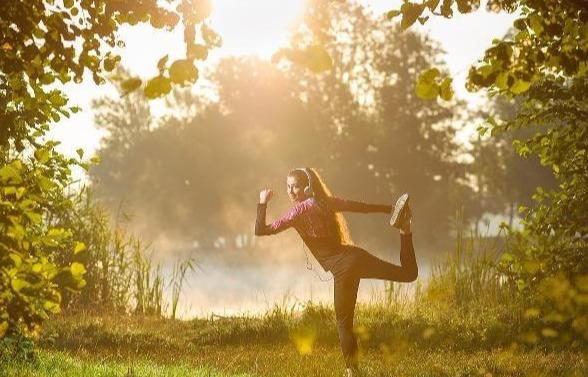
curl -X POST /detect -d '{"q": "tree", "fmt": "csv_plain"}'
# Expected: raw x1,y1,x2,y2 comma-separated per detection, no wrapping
0,0,219,339
471,95,556,227
381,0,588,345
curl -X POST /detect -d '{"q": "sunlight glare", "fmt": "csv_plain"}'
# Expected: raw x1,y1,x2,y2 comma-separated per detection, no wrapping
209,0,306,59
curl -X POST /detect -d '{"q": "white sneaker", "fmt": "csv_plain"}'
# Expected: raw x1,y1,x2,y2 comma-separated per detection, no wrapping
390,193,409,229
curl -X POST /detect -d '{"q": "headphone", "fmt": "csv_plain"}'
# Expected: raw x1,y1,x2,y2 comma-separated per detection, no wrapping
294,167,314,198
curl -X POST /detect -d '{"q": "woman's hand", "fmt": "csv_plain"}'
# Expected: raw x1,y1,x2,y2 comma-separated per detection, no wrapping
259,189,273,204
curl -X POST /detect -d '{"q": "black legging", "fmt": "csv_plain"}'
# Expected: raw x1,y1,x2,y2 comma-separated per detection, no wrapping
329,233,417,368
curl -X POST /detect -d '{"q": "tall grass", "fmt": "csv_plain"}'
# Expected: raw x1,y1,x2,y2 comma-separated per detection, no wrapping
53,186,195,318
420,211,514,313
170,258,197,319
133,240,164,316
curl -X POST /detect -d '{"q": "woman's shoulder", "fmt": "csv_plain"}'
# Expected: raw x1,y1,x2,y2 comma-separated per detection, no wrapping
286,198,315,215
292,197,322,212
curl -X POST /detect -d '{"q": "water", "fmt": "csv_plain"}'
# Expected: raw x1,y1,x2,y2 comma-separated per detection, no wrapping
168,248,430,319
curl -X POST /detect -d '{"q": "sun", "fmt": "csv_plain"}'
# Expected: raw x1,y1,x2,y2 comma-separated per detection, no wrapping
208,0,306,59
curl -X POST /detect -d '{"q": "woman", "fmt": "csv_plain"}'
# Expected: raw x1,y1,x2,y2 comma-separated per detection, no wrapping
255,167,417,376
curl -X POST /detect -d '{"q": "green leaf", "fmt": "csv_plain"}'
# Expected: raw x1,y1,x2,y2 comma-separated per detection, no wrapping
501,253,513,262
416,68,441,100
48,91,67,106
25,211,42,225
34,148,51,164
510,79,531,94
302,45,333,73
121,77,142,95
416,81,438,100
11,279,28,293
386,10,401,19
71,262,86,277
495,71,509,90
15,187,26,200
76,148,84,159
9,253,22,267
440,0,453,17
0,322,8,338
74,242,86,255
169,59,198,85
400,2,425,30
439,77,454,100
478,64,495,79
188,44,208,60
157,54,169,74
7,224,25,241
427,0,441,11
144,76,172,98
0,164,22,184
43,300,61,314
529,14,543,35
541,328,558,338
277,46,333,73
420,68,440,82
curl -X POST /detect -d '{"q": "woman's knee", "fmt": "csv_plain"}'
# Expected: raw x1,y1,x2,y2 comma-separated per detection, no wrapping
401,265,418,282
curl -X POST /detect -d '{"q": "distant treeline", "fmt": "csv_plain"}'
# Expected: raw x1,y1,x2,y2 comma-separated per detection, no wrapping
90,3,553,252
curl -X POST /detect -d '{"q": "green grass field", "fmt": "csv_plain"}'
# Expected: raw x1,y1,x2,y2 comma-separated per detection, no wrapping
2,306,585,377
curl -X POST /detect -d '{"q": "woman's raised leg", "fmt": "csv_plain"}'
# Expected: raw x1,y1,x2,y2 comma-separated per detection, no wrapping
355,233,418,282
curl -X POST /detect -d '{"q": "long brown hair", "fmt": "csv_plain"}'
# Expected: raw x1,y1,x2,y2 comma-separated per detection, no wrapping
288,168,353,245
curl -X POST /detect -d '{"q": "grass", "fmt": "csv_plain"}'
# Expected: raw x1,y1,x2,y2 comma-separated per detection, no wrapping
0,306,582,377
2,327,585,377
0,349,252,377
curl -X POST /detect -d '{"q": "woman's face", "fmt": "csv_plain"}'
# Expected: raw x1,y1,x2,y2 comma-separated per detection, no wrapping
286,175,306,203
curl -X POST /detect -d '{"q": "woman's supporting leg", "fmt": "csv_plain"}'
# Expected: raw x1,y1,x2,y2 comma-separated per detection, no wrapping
333,273,360,369
329,233,417,370
356,233,418,282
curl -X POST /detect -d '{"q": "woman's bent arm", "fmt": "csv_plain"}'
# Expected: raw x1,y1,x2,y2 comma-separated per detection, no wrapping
255,202,301,236
255,203,272,236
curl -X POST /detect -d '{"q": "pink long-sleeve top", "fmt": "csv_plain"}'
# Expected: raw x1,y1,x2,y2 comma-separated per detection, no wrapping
255,196,392,271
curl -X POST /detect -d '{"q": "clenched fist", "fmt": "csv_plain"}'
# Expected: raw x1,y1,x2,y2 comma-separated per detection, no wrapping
259,189,273,204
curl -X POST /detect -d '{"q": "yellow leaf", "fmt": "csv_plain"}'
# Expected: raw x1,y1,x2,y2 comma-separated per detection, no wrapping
575,275,588,292
0,322,8,338
169,59,198,85
496,72,509,90
290,327,317,355
523,307,540,319
303,45,333,73
510,79,531,94
523,261,541,274
422,327,436,339
43,300,61,314
71,262,86,277
11,278,28,292
541,328,558,338
439,77,454,101
529,14,543,35
74,242,86,255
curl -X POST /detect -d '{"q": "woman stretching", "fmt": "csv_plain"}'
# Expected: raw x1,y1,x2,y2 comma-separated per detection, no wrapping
255,168,417,376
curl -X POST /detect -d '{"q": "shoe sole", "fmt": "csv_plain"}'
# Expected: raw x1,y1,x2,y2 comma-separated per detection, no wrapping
390,193,409,229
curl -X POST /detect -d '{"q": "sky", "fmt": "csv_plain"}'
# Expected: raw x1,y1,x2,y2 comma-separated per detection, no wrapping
48,0,517,163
